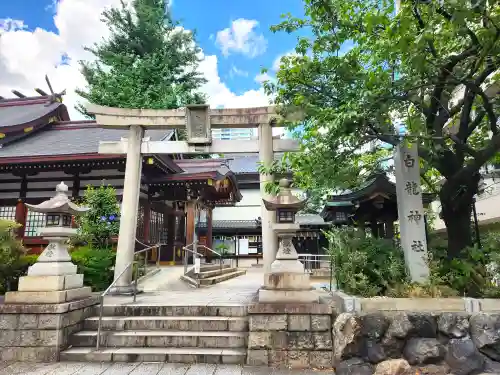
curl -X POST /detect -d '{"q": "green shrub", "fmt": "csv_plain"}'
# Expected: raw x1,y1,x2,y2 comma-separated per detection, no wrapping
75,185,120,249
71,246,115,292
0,220,27,294
325,227,408,297
427,232,500,298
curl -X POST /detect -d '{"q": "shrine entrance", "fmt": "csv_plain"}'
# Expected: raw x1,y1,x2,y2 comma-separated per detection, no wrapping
88,104,300,293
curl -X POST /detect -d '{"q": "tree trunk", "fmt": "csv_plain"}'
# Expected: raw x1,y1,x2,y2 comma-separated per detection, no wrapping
439,174,479,259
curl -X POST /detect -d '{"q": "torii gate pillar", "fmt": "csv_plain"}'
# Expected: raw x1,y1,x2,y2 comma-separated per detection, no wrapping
259,122,278,271
88,104,297,292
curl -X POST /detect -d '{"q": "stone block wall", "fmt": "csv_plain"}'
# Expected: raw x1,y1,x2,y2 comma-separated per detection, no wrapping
334,311,500,375
0,296,98,361
247,303,333,368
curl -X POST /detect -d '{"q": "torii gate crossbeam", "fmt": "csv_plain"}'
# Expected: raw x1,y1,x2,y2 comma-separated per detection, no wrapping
87,103,299,293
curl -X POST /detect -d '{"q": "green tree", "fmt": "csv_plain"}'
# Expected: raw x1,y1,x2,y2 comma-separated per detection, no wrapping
75,185,120,249
76,0,206,116
266,0,500,258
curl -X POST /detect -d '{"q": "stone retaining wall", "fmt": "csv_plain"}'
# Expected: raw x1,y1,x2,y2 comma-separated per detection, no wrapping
0,296,98,361
247,301,500,374
247,303,333,368
333,311,500,375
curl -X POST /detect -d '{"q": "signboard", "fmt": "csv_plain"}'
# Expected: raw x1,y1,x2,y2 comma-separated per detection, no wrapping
186,104,211,144
238,238,249,255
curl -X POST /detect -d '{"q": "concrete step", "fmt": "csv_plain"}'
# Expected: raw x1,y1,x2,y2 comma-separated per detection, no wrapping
199,270,247,286
199,264,231,272
84,316,248,331
197,267,240,279
70,330,247,348
60,346,246,364
99,304,247,317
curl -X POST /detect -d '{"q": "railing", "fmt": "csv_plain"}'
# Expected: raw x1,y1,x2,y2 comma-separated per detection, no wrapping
298,253,336,291
95,242,163,351
181,240,222,287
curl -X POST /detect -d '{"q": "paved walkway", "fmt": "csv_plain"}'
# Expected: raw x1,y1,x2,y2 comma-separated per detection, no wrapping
106,267,264,306
0,363,335,375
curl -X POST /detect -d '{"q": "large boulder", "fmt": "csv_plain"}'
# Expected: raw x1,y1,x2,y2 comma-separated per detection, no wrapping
403,337,445,365
333,313,363,362
374,359,411,375
336,357,374,375
445,337,484,375
437,313,470,339
470,314,500,361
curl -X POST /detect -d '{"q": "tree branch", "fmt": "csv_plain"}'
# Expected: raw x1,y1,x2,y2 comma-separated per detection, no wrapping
412,5,438,58
436,6,480,47
448,133,480,158
466,110,486,139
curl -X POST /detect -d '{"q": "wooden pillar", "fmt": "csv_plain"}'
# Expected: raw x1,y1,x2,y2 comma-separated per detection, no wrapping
370,220,379,238
143,200,151,244
384,219,395,239
72,173,80,199
15,174,28,239
185,201,195,247
14,199,27,239
206,207,213,263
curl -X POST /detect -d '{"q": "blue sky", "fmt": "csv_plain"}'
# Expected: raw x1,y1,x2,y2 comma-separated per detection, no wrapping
0,0,307,120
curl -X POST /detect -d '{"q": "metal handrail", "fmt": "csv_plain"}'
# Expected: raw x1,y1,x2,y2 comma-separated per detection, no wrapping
197,244,223,272
95,242,162,351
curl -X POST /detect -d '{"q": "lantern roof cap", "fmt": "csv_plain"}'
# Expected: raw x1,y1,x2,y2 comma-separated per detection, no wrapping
262,178,307,211
25,182,89,215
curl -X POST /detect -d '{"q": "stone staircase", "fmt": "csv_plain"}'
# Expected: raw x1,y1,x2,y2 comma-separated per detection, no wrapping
61,304,248,364
181,264,247,288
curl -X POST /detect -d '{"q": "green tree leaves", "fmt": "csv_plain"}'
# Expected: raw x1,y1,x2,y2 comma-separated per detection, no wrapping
76,0,206,116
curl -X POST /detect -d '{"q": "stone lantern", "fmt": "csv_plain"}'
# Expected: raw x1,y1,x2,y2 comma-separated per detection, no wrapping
259,178,318,303
5,182,91,304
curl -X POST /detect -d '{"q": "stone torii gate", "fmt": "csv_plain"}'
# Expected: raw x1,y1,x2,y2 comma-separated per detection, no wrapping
87,103,299,293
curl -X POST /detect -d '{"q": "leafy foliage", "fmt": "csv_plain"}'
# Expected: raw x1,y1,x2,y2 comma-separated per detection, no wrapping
427,232,500,298
75,185,120,249
0,220,27,293
324,227,408,297
76,0,206,115
267,0,500,257
71,246,116,292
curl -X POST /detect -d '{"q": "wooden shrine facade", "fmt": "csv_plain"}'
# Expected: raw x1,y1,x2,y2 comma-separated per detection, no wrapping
321,173,434,239
0,94,242,260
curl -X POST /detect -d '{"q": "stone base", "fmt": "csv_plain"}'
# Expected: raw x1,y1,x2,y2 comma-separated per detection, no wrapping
18,274,84,292
258,288,319,303
5,287,91,304
0,296,98,362
107,284,142,296
264,272,311,290
28,262,77,276
270,259,304,273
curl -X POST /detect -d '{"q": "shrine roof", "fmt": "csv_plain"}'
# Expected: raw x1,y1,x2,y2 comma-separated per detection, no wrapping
0,121,174,159
177,153,286,175
325,173,434,204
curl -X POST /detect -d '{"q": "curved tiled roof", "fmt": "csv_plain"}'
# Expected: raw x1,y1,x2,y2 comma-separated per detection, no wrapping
0,121,174,158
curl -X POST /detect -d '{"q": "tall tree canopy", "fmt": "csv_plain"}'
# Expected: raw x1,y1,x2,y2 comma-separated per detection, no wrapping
266,0,500,258
76,0,206,115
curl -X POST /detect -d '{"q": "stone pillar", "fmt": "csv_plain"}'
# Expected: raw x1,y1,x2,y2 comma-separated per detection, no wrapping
259,122,277,273
394,143,429,282
112,125,144,293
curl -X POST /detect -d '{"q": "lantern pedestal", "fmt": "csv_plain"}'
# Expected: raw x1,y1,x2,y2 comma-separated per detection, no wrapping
258,226,319,303
4,182,91,305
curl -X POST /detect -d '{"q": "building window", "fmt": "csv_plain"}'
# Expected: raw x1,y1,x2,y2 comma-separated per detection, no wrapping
0,206,16,221
25,210,46,237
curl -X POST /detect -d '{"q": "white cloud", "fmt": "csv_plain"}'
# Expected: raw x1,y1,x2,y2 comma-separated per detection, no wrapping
0,1,269,120
255,72,273,84
229,65,248,78
215,18,267,58
0,18,27,32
